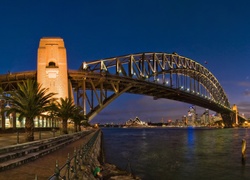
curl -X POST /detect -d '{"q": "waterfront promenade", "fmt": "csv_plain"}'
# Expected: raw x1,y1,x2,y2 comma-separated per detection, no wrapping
0,130,140,180
0,130,96,179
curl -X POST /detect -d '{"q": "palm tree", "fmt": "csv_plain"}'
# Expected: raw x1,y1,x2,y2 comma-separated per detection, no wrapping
71,106,85,132
5,79,56,141
53,97,76,134
46,102,59,128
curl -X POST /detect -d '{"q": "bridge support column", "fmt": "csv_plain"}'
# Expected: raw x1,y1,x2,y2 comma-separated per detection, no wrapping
82,78,87,117
1,101,5,130
221,113,233,128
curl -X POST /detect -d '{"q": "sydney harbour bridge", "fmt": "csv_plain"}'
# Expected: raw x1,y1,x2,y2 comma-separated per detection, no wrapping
0,38,246,129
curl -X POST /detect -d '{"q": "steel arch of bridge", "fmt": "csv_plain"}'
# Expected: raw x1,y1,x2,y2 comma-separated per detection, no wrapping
70,52,232,121
0,53,234,123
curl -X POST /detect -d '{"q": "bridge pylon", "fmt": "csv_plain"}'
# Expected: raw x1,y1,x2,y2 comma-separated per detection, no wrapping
37,37,72,100
232,104,238,125
221,113,234,128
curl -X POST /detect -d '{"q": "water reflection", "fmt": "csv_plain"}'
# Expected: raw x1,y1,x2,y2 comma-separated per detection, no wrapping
102,128,250,180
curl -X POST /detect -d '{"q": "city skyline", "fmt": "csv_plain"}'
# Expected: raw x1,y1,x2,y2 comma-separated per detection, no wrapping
1,1,250,123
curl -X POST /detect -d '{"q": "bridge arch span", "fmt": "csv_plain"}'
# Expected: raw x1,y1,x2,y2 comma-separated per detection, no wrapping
0,53,233,123
70,52,231,121
0,37,242,129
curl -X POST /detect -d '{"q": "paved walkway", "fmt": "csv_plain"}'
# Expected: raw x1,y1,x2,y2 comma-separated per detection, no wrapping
0,130,96,180
0,131,63,148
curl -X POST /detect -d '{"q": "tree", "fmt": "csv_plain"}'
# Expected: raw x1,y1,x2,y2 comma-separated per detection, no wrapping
53,97,76,134
46,102,59,128
71,106,86,132
5,79,56,141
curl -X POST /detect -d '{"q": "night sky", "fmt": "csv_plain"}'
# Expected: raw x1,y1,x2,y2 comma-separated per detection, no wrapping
1,0,250,123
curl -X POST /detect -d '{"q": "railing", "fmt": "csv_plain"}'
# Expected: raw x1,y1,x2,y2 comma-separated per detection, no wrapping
47,129,101,180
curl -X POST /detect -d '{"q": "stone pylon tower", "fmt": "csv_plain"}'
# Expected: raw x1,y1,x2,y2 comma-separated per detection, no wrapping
232,104,238,125
37,37,69,100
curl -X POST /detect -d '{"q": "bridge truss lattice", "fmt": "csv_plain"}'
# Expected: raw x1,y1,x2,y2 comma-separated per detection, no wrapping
70,52,231,121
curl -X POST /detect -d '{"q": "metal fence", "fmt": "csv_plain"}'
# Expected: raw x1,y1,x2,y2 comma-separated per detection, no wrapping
47,129,101,180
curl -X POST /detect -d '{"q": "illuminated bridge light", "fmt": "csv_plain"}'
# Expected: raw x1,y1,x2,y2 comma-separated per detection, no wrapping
82,62,88,69
187,88,190,91
163,81,168,85
154,78,160,82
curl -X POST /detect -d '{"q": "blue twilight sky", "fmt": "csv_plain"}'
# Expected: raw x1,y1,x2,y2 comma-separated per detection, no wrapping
1,0,250,123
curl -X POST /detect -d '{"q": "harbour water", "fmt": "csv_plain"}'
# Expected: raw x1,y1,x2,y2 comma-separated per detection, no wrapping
102,127,250,180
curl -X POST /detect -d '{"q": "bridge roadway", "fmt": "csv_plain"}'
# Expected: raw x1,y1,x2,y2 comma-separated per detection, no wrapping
68,70,231,113
0,70,231,113
0,69,245,125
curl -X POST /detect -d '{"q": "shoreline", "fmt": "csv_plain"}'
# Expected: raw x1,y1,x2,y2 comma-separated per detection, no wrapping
100,130,141,180
102,163,141,180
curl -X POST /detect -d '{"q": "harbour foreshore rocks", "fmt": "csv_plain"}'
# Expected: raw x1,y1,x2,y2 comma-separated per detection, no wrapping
82,129,141,180
102,163,141,180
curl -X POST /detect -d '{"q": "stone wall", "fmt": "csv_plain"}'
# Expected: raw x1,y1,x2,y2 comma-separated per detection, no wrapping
80,129,140,180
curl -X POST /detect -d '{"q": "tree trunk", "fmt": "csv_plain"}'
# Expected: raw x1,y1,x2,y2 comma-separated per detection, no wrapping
74,123,77,132
25,117,34,141
62,119,68,134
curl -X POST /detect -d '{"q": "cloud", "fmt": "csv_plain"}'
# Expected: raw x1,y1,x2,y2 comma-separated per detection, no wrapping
232,101,250,118
222,80,250,100
238,81,250,87
243,89,250,96
237,101,250,110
